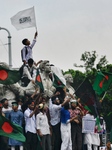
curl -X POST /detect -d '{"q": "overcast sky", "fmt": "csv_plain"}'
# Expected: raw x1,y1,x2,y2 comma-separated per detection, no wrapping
0,0,112,72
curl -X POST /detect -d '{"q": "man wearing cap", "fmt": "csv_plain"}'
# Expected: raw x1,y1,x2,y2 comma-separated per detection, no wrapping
8,102,24,150
24,100,38,150
48,93,71,150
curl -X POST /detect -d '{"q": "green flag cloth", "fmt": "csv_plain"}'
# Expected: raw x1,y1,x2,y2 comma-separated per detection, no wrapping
53,73,65,88
95,116,102,132
0,66,20,85
0,115,26,142
75,78,98,117
35,69,44,92
93,72,112,96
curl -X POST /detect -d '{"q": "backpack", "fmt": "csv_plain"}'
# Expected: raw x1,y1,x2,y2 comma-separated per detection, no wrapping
19,65,24,78
21,47,28,62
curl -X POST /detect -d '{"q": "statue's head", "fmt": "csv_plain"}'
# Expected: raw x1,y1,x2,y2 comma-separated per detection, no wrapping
39,60,51,73
64,74,73,84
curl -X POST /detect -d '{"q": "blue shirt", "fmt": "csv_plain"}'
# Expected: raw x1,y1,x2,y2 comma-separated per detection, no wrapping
61,107,70,124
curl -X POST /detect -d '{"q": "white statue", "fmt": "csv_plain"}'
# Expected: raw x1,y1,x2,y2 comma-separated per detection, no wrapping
39,60,56,97
0,62,37,106
64,74,75,98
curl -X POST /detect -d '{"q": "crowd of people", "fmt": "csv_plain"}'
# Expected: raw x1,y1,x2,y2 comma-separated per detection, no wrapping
0,31,107,150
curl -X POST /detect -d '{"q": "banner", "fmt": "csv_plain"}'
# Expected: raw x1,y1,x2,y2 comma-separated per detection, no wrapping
10,6,36,30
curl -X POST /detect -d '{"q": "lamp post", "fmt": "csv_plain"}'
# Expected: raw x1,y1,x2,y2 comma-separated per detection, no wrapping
0,27,12,68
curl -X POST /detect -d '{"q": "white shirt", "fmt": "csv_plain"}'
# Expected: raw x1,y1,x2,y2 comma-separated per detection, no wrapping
22,39,36,62
24,108,36,133
48,99,61,126
36,112,50,135
23,64,37,81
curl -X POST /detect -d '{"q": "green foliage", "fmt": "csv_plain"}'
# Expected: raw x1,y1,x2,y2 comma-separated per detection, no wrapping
64,50,112,132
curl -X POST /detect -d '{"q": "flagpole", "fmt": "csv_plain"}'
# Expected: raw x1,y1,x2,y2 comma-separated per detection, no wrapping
74,78,87,94
102,91,107,101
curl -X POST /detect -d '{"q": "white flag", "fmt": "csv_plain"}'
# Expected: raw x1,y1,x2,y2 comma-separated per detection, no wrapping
10,7,36,30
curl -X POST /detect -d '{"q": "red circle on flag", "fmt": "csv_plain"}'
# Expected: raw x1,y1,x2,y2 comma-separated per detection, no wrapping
2,122,13,133
0,70,8,80
36,75,41,82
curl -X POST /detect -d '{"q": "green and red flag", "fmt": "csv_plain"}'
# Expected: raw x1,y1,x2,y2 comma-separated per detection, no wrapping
53,73,65,88
0,115,26,142
0,66,20,85
93,72,112,96
95,116,102,132
75,78,98,117
35,69,44,92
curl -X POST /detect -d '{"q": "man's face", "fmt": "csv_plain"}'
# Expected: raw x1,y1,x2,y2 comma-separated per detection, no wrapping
4,100,8,107
71,102,77,109
45,63,51,73
29,103,35,110
55,98,60,105
26,39,30,45
67,76,73,83
28,63,33,67
12,105,18,111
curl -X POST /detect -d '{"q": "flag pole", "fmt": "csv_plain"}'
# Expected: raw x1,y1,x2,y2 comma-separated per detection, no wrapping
102,91,107,101
74,78,87,94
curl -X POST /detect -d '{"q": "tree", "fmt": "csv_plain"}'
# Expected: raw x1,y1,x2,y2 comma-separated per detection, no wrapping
74,50,108,75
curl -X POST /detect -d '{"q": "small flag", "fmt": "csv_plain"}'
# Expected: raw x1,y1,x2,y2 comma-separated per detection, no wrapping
10,6,36,30
0,115,26,142
35,69,44,92
53,73,65,88
95,116,102,132
0,66,20,85
93,72,112,95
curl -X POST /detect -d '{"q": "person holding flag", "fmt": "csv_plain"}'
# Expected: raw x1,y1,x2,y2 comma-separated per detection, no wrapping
10,6,38,65
21,31,38,65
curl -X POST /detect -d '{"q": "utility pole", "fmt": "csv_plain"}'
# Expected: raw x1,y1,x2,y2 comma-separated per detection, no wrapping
0,27,12,68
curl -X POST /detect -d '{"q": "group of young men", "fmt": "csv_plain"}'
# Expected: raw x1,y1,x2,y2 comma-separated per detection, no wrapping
0,31,105,150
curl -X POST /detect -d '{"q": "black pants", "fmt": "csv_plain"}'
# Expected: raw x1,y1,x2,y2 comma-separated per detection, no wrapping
21,77,30,87
52,123,62,150
0,136,8,150
71,122,82,150
26,131,38,150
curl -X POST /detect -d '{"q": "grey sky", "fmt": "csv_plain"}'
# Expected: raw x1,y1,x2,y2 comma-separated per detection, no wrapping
0,0,112,72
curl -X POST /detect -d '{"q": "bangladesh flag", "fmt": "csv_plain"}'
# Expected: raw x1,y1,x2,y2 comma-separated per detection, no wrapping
0,66,20,85
93,72,112,95
75,78,98,117
0,115,26,142
35,69,44,92
53,73,65,88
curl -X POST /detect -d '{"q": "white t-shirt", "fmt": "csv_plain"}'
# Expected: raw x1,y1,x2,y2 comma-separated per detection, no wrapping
24,108,36,133
36,112,50,135
49,99,61,126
